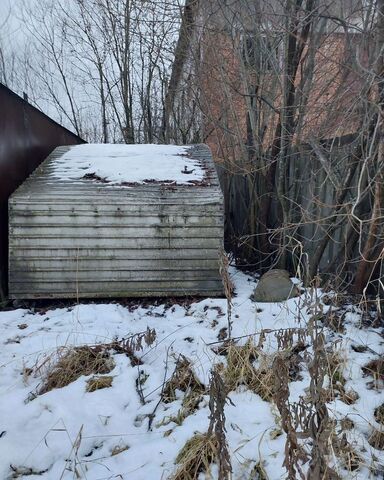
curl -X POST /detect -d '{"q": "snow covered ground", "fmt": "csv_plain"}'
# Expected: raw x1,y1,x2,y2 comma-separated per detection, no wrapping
0,268,383,479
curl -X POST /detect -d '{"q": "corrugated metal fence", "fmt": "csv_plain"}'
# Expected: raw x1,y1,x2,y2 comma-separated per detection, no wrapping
216,134,370,282
0,83,85,299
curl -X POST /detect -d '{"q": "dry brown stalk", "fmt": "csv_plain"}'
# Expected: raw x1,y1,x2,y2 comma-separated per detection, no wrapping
111,444,129,456
111,327,157,366
272,355,308,480
274,328,308,351
250,462,269,480
171,369,233,480
207,369,232,480
219,249,234,339
332,433,362,472
307,333,339,480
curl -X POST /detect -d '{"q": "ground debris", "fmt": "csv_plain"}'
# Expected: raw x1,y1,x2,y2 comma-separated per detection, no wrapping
9,464,50,478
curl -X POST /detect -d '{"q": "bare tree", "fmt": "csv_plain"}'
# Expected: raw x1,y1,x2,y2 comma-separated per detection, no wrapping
0,4,18,87
12,0,182,143
167,0,384,295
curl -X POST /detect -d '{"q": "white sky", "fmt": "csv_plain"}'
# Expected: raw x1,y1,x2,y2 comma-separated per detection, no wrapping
1,0,23,42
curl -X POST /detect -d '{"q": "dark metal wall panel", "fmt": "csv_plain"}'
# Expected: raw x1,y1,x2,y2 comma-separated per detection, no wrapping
0,83,85,298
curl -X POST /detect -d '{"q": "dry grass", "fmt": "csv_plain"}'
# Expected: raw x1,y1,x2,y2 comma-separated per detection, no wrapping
20,292,381,478
339,447,361,472
321,310,346,334
157,357,205,427
375,404,384,425
33,330,157,396
38,346,115,395
162,356,205,403
368,428,384,451
86,375,113,392
172,433,219,480
340,388,359,405
180,390,204,419
324,351,359,405
333,433,362,472
157,391,204,428
250,462,269,480
362,359,384,385
223,340,280,401
327,352,346,390
339,417,355,431
111,444,129,456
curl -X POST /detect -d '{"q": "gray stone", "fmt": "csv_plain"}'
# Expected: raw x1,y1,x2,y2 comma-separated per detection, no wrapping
251,269,300,303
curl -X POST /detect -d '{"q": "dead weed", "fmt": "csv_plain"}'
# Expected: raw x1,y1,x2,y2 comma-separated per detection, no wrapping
223,340,286,401
375,404,384,425
157,391,204,428
362,359,384,386
333,433,362,472
162,355,205,403
369,428,384,451
324,351,359,405
38,346,115,395
33,329,156,396
111,444,129,456
86,375,113,392
172,433,219,480
250,461,269,479
321,310,346,334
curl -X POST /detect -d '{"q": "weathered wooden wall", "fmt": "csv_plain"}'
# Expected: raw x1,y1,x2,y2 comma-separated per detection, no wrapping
9,144,224,299
0,83,85,299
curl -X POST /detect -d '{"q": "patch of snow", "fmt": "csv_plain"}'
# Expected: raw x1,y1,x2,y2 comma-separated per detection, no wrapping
50,144,206,186
0,268,383,479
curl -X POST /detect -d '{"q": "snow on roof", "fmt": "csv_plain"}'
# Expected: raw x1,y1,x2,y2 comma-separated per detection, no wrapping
50,144,206,186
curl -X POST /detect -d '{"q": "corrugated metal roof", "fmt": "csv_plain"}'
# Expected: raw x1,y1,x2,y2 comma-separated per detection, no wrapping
9,144,224,299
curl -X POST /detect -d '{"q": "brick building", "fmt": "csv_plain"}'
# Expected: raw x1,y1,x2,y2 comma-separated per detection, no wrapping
168,0,367,166
167,0,375,274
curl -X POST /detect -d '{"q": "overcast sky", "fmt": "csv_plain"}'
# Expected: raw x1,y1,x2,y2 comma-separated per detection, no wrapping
1,0,29,44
